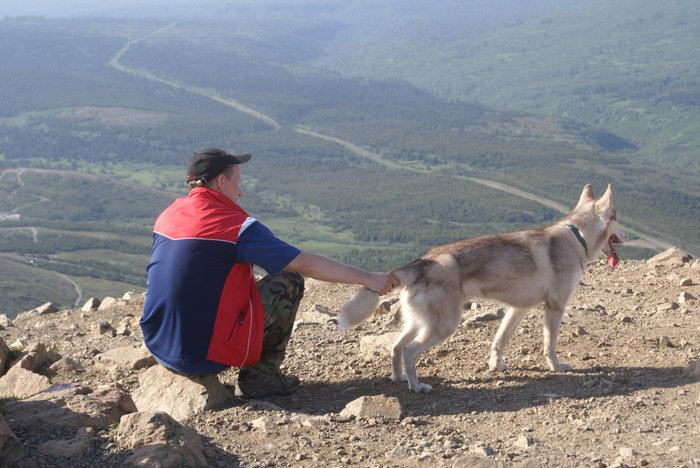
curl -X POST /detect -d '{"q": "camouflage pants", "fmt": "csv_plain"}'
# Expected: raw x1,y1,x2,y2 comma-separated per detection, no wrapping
250,270,305,374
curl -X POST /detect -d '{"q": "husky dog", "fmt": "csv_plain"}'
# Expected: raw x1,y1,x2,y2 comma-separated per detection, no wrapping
338,184,625,393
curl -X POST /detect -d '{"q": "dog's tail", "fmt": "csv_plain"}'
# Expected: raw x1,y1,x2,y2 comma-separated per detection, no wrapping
337,259,424,332
337,287,381,332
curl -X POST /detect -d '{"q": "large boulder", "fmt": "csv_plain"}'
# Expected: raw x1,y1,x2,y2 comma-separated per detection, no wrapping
132,365,232,422
117,411,207,467
3,384,136,432
0,366,50,398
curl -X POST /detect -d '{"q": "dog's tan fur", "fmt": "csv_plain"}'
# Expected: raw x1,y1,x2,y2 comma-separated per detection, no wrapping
338,184,625,392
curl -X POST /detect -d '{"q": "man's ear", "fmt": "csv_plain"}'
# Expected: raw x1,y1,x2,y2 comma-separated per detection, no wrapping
213,172,227,188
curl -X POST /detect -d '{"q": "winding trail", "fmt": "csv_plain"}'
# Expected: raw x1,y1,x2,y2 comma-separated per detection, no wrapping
58,273,83,307
2,168,52,214
108,26,675,253
110,23,281,130
0,253,82,307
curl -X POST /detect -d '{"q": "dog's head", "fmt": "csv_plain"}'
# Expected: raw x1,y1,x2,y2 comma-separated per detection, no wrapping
574,184,626,267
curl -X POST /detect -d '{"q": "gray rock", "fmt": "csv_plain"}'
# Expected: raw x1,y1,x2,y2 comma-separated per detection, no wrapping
97,296,119,311
132,365,232,422
469,441,494,457
679,291,695,304
514,434,537,449
91,320,115,337
118,411,207,467
81,297,101,312
15,303,59,321
0,366,50,398
339,395,402,420
116,315,139,336
250,416,276,432
13,342,60,371
49,357,86,373
37,427,92,458
0,314,11,330
35,302,59,315
94,345,156,371
4,384,135,432
619,447,639,458
657,301,679,312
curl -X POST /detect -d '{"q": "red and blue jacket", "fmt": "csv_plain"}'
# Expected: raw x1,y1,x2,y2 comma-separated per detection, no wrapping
141,187,300,374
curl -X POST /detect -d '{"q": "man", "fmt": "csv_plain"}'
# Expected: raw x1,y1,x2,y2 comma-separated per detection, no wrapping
141,148,397,398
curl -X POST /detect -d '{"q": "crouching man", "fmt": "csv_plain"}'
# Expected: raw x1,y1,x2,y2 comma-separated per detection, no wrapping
141,148,397,398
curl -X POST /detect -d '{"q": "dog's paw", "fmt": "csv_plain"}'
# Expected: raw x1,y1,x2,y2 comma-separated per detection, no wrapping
489,361,509,372
391,372,408,382
409,382,433,393
548,362,572,372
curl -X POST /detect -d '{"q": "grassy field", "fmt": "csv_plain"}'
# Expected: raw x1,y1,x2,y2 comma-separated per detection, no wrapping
0,256,79,313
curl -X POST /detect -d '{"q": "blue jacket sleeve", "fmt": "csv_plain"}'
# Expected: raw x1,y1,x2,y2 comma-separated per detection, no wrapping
236,221,301,275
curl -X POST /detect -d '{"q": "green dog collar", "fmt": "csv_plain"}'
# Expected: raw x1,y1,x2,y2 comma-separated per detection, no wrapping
566,224,588,254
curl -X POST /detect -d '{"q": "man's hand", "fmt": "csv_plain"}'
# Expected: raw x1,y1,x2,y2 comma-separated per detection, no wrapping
365,272,399,295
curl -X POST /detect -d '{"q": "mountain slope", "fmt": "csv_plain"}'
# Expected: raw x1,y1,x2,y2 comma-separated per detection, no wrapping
314,0,700,172
1,13,698,316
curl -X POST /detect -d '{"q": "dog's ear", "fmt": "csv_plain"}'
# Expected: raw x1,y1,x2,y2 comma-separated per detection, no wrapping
575,184,595,209
595,184,614,214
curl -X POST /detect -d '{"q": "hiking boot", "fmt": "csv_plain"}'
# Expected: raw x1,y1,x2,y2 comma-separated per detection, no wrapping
234,367,300,398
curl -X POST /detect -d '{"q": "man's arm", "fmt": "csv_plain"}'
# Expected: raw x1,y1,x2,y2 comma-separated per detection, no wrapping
286,251,398,295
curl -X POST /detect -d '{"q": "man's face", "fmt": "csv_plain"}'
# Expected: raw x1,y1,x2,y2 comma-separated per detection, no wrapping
219,165,243,203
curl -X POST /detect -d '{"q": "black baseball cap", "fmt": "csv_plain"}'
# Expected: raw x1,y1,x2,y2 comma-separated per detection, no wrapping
187,148,251,183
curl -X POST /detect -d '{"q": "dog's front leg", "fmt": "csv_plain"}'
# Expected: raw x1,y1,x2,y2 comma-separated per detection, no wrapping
543,305,571,372
489,307,527,372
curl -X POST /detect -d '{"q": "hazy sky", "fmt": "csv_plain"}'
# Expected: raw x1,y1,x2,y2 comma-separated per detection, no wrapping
0,0,223,18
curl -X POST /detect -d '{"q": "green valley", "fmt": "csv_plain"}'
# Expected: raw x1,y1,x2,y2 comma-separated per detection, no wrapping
0,2,698,317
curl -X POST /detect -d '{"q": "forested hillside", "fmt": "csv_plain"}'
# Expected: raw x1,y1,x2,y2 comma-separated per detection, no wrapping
314,0,700,172
0,2,698,316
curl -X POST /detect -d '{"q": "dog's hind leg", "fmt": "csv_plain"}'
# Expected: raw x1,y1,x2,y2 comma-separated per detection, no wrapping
543,304,571,372
489,307,528,372
401,328,450,393
391,324,419,383
401,311,462,392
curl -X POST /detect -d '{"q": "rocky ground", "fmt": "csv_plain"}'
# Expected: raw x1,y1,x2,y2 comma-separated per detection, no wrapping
0,248,699,467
